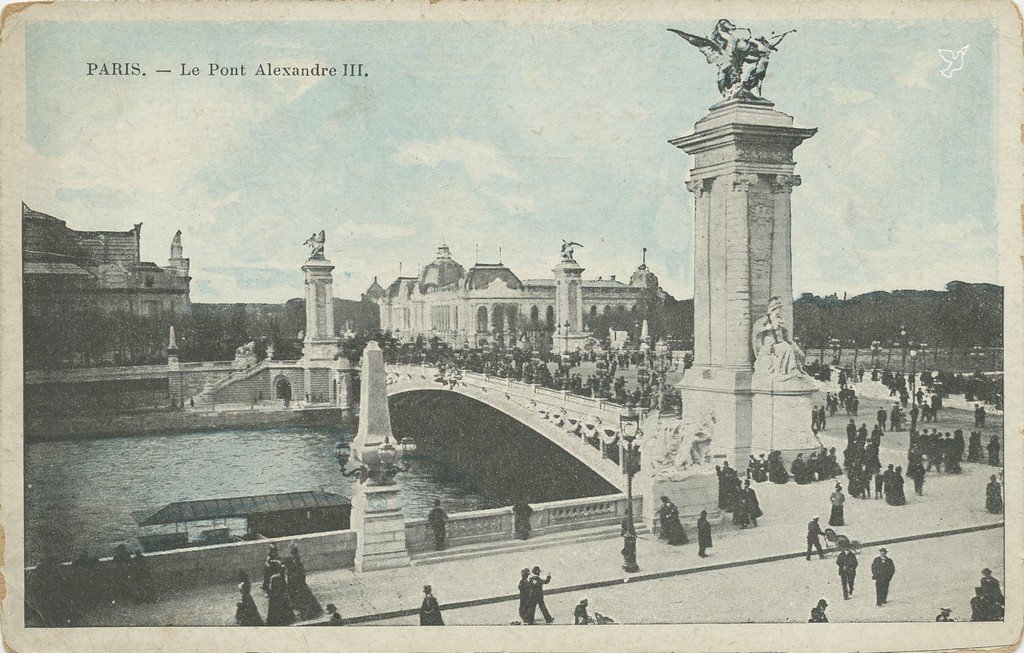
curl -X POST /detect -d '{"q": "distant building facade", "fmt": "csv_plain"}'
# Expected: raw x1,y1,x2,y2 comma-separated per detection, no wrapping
374,244,666,348
22,203,191,319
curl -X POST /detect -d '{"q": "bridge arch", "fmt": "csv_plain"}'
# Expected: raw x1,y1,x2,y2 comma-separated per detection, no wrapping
385,366,628,494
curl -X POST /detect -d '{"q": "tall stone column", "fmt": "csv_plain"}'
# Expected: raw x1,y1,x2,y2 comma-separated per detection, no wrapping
349,341,411,572
671,99,818,471
301,256,339,362
552,252,589,353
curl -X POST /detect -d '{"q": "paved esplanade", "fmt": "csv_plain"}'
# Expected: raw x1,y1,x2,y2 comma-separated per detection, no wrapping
74,398,1002,626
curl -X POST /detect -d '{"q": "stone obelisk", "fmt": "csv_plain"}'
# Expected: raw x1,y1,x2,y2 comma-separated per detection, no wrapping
350,341,410,572
669,38,822,471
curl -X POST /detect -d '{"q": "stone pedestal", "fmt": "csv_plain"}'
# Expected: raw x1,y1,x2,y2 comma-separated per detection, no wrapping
352,484,411,571
349,341,411,572
671,99,817,474
751,377,824,465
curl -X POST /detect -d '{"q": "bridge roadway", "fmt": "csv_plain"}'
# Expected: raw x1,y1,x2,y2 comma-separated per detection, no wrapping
386,365,632,493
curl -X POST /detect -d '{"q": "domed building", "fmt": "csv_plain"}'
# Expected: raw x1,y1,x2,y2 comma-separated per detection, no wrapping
375,244,666,349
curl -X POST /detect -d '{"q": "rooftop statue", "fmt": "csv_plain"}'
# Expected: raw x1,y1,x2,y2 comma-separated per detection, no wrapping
560,239,583,262
303,230,326,259
668,20,795,102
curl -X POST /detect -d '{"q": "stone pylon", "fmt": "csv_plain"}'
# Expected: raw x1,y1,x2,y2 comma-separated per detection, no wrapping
350,341,410,571
552,251,589,353
671,99,821,471
299,249,353,407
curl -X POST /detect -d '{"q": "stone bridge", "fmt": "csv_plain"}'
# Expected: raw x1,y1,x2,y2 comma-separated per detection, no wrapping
385,364,634,493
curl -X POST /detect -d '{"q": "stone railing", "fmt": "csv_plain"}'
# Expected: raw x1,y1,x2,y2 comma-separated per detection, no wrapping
404,493,642,555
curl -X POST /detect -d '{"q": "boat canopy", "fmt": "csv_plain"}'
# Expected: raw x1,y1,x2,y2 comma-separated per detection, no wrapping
132,490,349,526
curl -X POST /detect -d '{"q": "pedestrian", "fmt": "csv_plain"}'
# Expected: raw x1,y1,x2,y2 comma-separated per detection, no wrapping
697,510,712,558
871,548,896,606
419,585,444,625
971,586,997,622
836,544,858,600
656,496,689,544
517,568,534,624
528,566,554,624
234,579,264,626
985,475,1003,514
935,607,953,622
743,480,762,527
979,568,1004,618
261,543,280,593
428,499,449,551
967,431,984,463
987,436,1000,466
574,598,594,625
513,499,533,540
876,406,887,431
808,599,829,622
907,459,926,496
829,483,846,527
264,560,295,626
806,516,826,561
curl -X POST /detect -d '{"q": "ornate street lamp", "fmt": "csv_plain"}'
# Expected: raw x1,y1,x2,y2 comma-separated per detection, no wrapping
618,405,642,573
337,438,411,485
870,340,882,369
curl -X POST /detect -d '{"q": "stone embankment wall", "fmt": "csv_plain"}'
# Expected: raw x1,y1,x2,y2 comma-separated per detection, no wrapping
24,406,346,440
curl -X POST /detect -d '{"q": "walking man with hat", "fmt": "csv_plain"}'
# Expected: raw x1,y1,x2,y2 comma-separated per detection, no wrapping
871,548,896,606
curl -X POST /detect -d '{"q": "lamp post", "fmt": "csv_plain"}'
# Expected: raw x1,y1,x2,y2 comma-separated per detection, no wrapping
830,337,842,366
899,326,909,374
870,340,882,370
618,406,642,573
851,339,860,378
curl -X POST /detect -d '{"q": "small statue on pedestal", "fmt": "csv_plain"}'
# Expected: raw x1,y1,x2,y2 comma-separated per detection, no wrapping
560,239,583,262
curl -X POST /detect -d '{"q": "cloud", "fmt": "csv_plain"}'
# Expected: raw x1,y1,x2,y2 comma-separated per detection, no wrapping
333,219,415,240
389,136,518,181
896,51,939,90
830,86,875,105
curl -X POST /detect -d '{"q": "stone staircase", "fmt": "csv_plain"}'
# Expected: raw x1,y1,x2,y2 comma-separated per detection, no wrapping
410,521,649,566
190,359,273,407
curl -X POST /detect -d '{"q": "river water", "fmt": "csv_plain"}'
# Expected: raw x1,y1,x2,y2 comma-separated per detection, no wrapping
23,419,495,566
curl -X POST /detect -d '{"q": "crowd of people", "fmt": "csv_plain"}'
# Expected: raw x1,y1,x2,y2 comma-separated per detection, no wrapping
235,543,322,626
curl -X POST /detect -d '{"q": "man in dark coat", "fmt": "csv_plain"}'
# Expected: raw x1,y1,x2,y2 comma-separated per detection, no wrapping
806,517,826,561
428,499,449,551
871,548,896,606
987,436,1001,466
876,406,887,431
517,568,535,624
836,545,858,599
743,480,762,527
528,566,554,624
697,510,713,558
513,499,533,540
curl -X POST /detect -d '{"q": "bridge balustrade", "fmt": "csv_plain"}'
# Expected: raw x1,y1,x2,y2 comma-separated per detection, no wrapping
403,493,643,555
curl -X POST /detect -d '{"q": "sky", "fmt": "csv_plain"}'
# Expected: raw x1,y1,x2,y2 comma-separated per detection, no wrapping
24,18,999,303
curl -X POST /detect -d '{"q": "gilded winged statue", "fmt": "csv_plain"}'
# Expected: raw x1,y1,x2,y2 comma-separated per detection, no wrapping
668,20,795,102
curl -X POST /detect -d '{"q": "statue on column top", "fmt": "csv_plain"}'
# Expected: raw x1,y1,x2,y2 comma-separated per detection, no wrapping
751,296,807,381
303,230,326,259
560,239,583,262
668,20,796,102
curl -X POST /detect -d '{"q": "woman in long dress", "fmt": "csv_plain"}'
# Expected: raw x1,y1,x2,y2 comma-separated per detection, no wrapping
829,484,846,526
986,475,1003,514
656,496,689,545
419,585,444,625
234,580,264,626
